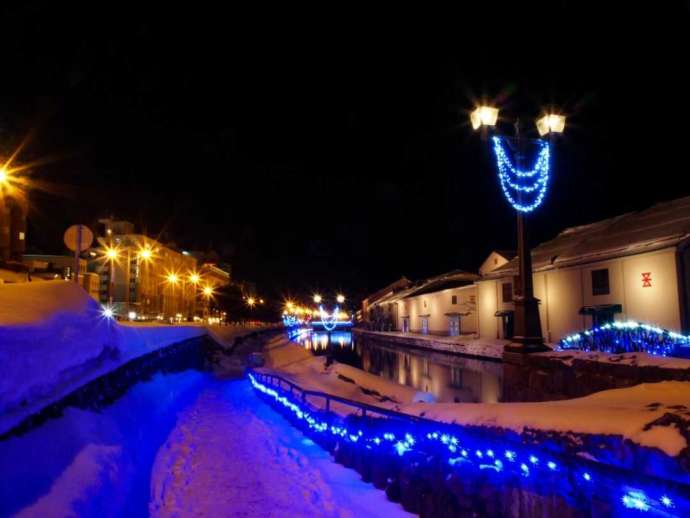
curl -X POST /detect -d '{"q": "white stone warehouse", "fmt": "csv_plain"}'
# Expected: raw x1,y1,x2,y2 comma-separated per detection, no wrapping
364,197,690,343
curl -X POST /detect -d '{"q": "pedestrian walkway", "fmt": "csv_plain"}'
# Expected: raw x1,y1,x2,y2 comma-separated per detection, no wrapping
149,379,410,518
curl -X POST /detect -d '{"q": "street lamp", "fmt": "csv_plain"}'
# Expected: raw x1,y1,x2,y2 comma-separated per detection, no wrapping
102,246,120,304
472,103,566,353
336,294,345,304
313,294,322,304
247,296,256,308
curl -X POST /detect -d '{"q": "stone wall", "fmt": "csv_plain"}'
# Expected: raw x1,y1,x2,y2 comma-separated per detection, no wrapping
502,351,690,402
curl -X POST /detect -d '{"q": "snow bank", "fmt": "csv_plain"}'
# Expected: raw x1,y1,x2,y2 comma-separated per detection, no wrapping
400,381,690,457
259,337,431,411
0,281,205,434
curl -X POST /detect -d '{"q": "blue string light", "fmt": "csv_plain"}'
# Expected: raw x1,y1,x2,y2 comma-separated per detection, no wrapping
318,305,340,332
491,136,551,213
558,320,690,358
248,372,687,515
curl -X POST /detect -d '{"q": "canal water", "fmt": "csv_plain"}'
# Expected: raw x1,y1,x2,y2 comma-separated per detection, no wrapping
290,329,503,403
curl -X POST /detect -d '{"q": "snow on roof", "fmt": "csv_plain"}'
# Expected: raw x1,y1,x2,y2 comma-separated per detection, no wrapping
486,196,690,277
372,270,479,305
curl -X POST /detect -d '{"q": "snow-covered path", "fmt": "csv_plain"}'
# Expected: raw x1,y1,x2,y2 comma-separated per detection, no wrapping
150,380,410,518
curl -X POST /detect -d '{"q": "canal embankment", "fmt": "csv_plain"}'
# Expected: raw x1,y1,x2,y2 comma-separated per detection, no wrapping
353,328,506,359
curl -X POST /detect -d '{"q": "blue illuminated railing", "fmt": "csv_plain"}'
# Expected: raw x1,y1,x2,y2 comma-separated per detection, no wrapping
248,368,690,516
558,320,690,358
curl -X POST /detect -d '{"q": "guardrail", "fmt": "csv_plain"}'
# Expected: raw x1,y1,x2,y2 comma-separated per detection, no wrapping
248,367,690,516
248,368,427,422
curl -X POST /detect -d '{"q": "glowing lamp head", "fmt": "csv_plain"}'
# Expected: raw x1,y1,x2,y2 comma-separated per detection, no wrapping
336,294,345,304
313,294,322,304
286,301,294,310
0,167,8,185
470,105,499,130
202,285,214,297
139,247,153,261
101,305,115,319
128,311,137,320
166,273,179,284
189,273,201,284
536,113,566,136
247,297,256,307
104,247,119,261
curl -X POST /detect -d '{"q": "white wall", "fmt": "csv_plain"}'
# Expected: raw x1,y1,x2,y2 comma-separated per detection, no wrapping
476,247,682,343
394,285,477,335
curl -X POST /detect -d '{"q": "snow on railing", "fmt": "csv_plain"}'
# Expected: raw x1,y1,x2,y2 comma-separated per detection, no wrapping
558,320,690,358
248,369,688,516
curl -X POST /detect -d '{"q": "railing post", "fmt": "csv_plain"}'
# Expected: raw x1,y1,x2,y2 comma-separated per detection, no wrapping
325,397,330,412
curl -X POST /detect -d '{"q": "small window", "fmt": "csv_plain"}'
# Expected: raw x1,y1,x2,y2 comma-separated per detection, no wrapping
502,282,513,303
451,295,458,304
450,367,463,388
591,269,610,296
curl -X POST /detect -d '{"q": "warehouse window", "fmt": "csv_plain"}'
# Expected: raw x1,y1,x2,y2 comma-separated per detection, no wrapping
592,269,610,296
502,282,513,303
451,295,458,304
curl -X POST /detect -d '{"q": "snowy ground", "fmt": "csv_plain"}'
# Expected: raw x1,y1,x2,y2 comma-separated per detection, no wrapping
259,334,433,412
150,380,409,518
0,367,408,517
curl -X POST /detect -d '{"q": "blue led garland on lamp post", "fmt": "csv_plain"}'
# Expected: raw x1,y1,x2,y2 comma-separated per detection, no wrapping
471,105,566,353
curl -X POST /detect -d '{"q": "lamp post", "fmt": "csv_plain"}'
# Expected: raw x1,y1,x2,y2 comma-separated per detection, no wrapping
471,105,565,353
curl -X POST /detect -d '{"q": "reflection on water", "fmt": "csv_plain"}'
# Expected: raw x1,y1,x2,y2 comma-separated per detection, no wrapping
289,329,503,403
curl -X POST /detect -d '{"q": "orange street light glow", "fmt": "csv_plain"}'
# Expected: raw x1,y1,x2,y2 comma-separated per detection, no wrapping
166,272,179,284
104,247,120,261
189,272,201,284
202,285,215,298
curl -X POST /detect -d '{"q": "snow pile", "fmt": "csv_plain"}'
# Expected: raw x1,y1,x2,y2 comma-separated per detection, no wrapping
401,381,690,457
259,336,432,411
0,281,205,433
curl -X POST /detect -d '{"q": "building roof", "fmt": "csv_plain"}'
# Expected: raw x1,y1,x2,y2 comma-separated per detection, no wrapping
372,269,479,305
485,196,690,278
364,276,411,305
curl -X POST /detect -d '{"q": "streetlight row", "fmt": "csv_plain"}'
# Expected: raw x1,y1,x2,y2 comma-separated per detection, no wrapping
100,243,217,298
312,293,346,304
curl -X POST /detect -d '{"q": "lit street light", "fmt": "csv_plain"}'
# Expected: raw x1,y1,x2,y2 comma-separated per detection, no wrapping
247,296,256,308
472,102,566,353
313,294,322,304
336,294,345,304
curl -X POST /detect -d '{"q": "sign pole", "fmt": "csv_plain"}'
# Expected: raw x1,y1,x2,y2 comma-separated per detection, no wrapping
73,224,82,284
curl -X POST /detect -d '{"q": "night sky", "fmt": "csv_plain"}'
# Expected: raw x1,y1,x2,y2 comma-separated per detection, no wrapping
2,4,690,308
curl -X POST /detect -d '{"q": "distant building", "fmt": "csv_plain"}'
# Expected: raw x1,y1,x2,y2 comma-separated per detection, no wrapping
89,219,199,320
0,195,27,267
365,271,479,336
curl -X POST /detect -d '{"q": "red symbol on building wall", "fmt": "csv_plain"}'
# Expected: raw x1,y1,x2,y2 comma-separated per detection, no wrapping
641,272,652,288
